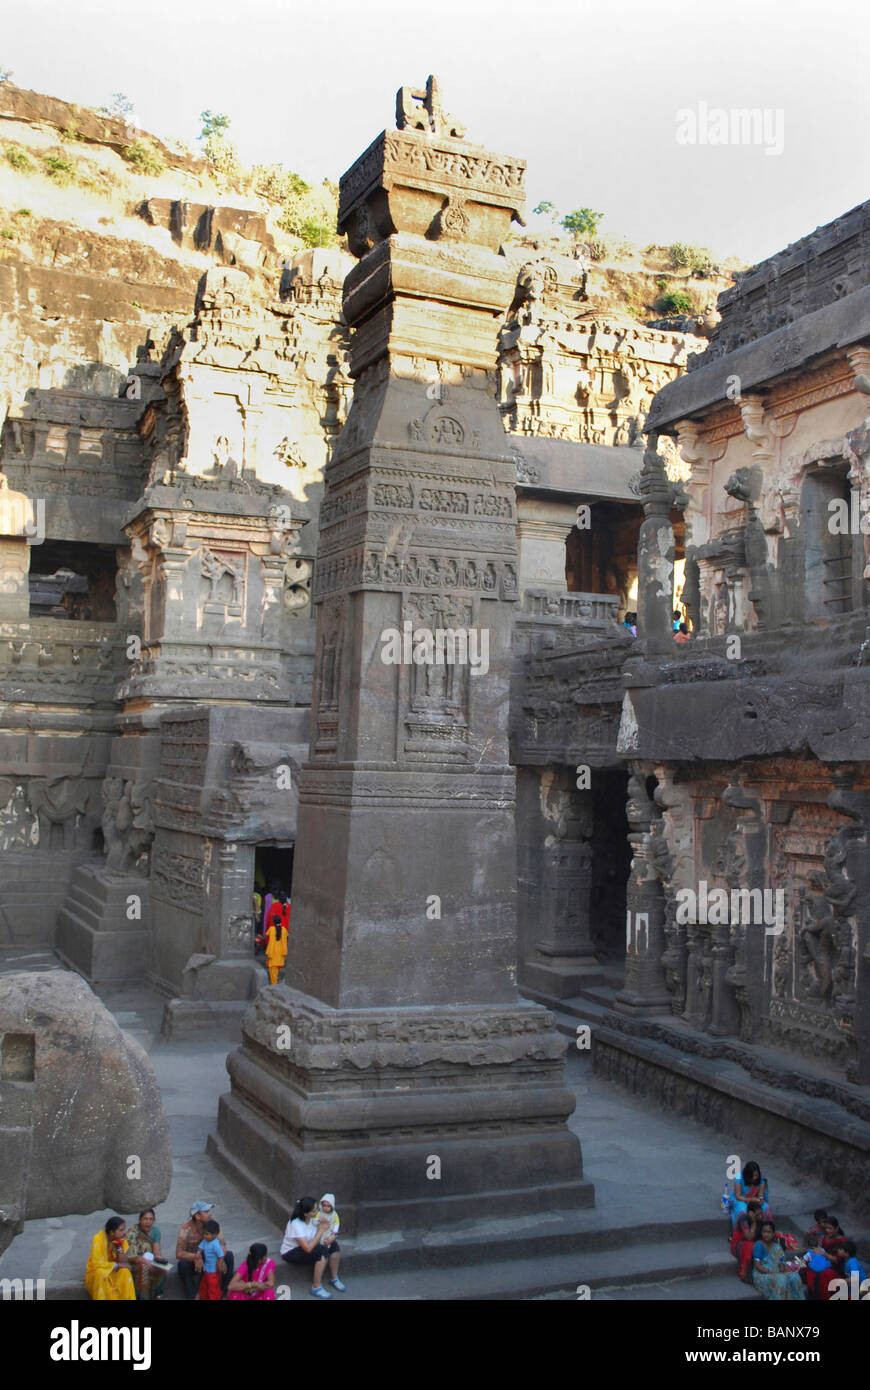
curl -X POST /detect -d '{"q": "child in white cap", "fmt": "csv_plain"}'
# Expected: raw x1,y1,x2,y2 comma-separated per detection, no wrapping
315,1193,340,1241
314,1194,345,1290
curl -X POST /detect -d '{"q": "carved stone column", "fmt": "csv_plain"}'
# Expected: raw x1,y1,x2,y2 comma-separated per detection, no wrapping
523,783,601,998
636,434,676,652
211,79,592,1235
614,764,672,1014
721,776,766,1041
516,502,577,594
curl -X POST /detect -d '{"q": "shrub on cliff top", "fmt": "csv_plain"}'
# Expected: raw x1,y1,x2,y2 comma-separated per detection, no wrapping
667,241,714,276
658,287,695,317
121,141,165,176
4,144,32,172
42,152,76,184
252,163,309,204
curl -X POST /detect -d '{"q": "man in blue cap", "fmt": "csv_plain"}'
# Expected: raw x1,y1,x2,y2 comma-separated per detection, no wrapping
175,1201,235,1299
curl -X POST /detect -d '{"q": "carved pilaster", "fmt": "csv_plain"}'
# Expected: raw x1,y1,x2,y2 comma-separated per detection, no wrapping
614,763,672,1015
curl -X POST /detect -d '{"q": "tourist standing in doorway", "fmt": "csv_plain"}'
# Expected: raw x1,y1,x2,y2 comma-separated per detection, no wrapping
265,889,290,984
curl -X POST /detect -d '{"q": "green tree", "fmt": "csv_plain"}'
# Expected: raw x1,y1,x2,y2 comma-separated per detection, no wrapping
277,179,339,248
198,112,241,182
533,200,559,223
561,208,604,237
199,111,231,142
0,68,13,84
102,93,134,120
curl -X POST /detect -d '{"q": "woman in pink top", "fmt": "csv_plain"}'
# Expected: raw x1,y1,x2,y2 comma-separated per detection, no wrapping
226,1242,276,1300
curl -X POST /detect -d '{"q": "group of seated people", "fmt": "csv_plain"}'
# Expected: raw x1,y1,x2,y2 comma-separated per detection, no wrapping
84,1192,346,1302
726,1161,867,1300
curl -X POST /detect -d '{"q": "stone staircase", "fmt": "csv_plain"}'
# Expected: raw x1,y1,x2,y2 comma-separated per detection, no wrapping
55,862,152,984
31,1213,761,1302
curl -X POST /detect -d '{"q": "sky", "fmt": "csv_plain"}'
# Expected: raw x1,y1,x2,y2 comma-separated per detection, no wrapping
3,0,869,265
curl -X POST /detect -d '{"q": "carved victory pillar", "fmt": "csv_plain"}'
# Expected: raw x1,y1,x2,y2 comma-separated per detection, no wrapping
614,765,672,1014
210,79,592,1234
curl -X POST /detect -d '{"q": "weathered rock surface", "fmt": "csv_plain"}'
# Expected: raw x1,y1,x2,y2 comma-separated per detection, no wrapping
0,970,171,1255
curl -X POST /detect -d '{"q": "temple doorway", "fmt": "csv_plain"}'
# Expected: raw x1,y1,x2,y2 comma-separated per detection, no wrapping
253,842,295,938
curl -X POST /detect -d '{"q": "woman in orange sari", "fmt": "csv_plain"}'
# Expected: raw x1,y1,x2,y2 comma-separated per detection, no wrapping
265,891,290,985
85,1216,136,1301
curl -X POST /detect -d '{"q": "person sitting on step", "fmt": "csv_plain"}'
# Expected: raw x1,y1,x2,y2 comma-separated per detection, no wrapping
731,1160,771,1227
280,1196,344,1299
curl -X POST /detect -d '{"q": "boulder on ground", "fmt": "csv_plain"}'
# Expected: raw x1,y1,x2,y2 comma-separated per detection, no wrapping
0,970,171,1256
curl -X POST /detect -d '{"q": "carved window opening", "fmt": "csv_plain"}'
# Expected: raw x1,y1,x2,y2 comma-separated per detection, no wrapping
0,1032,35,1080
801,466,852,621
28,541,118,621
565,501,643,616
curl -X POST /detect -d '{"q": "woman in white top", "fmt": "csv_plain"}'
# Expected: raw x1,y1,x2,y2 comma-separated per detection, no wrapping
280,1196,346,1299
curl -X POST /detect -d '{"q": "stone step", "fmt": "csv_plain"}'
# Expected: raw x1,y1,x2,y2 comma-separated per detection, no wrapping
66,883,110,920
573,1272,763,1302
272,1236,741,1301
521,989,614,1041
55,913,152,983
32,1234,754,1302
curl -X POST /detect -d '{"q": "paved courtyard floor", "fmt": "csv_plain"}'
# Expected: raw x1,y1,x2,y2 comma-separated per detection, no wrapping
0,953,862,1301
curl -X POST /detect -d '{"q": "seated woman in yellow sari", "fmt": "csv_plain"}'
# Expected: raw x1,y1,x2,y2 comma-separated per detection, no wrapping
85,1216,136,1301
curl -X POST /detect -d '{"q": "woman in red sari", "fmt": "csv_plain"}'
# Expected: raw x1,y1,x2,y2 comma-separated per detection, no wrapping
731,1202,763,1282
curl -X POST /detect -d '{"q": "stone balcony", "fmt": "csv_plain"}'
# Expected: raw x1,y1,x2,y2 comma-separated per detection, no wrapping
511,590,631,767
514,588,620,660
619,611,870,765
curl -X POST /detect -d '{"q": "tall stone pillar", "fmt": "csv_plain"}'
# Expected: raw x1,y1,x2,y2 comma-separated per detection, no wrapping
211,79,593,1235
636,434,676,652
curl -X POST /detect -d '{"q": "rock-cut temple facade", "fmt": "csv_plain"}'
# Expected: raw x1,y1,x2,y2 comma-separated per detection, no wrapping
1,78,869,1225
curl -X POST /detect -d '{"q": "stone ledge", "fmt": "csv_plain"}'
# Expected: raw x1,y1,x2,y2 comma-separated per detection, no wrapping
647,284,870,430
593,1025,870,1215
